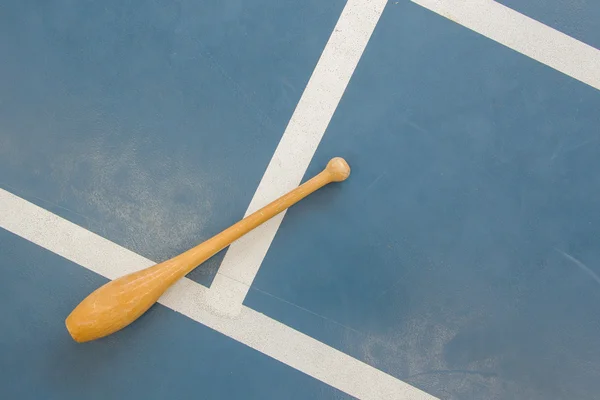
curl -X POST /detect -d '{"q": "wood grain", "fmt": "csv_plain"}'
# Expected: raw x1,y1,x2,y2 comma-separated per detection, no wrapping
65,157,350,342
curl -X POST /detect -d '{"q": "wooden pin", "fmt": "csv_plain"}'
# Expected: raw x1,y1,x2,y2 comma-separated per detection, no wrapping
66,157,350,342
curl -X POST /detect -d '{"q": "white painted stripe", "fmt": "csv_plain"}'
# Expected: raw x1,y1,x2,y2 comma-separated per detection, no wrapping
209,0,389,311
0,189,157,279
0,187,435,400
412,0,600,90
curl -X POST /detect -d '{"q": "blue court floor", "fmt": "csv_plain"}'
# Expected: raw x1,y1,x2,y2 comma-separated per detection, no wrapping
1,1,600,399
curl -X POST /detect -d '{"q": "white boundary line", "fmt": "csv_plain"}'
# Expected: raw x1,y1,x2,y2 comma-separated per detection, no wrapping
412,0,600,90
211,0,600,316
208,0,390,314
0,188,435,400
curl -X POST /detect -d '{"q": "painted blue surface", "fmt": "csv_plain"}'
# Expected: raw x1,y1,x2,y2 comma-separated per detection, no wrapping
0,228,346,399
249,2,600,399
0,0,344,286
498,0,600,49
3,0,600,398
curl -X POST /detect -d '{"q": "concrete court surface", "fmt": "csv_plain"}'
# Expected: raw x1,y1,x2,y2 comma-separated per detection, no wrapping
1,0,600,399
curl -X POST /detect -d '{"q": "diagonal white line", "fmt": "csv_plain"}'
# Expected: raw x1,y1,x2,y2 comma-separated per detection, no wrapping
208,0,390,314
412,0,600,90
0,187,435,400
211,0,600,317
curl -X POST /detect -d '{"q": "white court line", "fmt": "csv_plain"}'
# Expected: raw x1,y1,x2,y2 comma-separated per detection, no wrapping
211,0,600,316
0,188,434,400
207,0,389,314
412,0,600,90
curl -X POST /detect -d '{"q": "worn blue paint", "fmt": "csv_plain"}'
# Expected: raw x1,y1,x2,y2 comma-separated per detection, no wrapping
248,2,600,399
498,0,600,49
0,228,346,399
0,0,344,286
3,0,600,398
